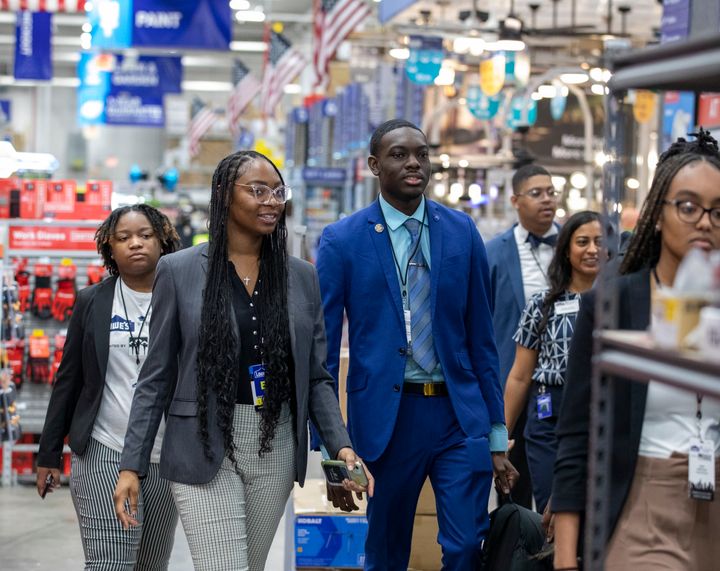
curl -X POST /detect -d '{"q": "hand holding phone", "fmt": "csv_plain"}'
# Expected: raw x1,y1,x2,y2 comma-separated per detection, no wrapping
321,459,369,487
41,474,53,499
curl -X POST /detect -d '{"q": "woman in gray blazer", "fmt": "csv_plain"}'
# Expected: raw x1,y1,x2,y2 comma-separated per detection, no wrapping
113,150,371,571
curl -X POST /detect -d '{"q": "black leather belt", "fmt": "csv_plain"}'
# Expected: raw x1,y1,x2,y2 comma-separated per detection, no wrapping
403,382,448,397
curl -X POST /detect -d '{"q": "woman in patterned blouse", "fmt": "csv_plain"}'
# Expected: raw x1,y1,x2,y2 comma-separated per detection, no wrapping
503,210,603,512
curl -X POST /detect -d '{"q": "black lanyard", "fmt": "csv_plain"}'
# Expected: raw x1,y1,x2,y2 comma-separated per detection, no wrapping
379,200,427,288
119,280,152,366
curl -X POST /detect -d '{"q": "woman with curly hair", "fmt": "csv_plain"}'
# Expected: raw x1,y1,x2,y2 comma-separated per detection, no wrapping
37,204,180,570
114,150,371,571
552,129,720,570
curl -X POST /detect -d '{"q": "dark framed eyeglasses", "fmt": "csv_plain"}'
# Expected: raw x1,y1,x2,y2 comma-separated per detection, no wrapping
663,199,720,228
515,187,561,200
235,183,292,204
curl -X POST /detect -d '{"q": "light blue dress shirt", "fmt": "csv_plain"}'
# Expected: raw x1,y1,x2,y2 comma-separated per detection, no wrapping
377,195,507,452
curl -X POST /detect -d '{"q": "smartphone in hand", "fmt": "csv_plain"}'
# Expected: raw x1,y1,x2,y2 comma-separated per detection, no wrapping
321,460,369,487
41,474,54,499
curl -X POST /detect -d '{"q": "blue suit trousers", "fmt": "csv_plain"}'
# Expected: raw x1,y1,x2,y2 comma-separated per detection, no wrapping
364,393,492,571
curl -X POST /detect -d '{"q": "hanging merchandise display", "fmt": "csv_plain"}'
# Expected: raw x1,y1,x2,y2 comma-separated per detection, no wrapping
405,36,444,85
51,332,66,385
13,259,30,313
27,331,51,385
52,260,77,323
0,374,21,443
480,53,506,96
30,264,53,320
467,85,501,120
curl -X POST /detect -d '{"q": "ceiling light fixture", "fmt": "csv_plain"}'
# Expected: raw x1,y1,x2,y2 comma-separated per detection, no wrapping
389,47,410,60
235,9,265,22
559,72,589,85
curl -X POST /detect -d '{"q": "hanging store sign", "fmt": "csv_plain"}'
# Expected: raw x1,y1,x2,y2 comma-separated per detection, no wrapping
0,100,10,124
14,11,52,81
378,0,419,24
550,92,567,121
660,0,691,44
479,54,505,96
466,86,500,120
88,0,231,51
504,51,530,87
632,90,657,124
506,96,537,129
697,93,720,129
77,53,182,127
8,225,97,251
405,36,443,85
662,91,694,150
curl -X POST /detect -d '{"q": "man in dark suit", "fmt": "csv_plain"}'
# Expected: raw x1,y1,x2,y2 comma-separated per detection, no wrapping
486,164,559,509
317,119,517,571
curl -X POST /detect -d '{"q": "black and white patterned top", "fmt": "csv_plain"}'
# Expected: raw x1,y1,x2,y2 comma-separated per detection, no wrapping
512,290,581,386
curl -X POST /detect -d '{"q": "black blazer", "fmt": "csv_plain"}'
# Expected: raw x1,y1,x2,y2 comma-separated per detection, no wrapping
552,268,651,536
37,277,119,469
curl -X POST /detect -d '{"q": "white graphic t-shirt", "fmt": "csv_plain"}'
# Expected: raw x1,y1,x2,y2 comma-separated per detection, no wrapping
91,279,164,462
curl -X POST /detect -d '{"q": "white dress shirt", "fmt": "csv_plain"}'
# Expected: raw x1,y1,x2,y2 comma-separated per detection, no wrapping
514,223,557,303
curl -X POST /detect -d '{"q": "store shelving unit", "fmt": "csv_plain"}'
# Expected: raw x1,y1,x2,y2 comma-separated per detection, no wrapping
0,218,103,487
584,32,720,570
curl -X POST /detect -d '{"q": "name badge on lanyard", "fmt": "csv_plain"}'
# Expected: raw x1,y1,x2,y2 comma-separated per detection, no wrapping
536,385,553,419
689,438,715,501
554,298,580,315
249,363,266,410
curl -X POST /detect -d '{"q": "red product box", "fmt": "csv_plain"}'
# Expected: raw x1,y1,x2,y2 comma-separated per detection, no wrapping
20,180,46,219
75,180,112,220
0,177,19,218
44,180,77,219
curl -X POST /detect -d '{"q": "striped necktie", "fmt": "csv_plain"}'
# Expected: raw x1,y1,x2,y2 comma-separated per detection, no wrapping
404,218,437,374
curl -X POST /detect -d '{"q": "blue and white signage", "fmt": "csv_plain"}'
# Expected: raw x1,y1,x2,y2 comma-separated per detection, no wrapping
14,11,52,81
302,167,346,185
0,100,10,124
405,35,443,85
550,92,567,120
466,86,501,120
507,96,537,129
378,0,419,24
77,53,182,127
89,0,231,51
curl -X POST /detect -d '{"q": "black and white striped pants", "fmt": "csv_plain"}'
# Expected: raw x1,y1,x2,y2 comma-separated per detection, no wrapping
70,437,178,571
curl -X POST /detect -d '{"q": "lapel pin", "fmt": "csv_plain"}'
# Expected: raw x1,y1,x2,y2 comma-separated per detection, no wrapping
374,223,385,233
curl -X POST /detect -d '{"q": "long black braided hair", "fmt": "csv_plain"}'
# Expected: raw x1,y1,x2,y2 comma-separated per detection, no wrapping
537,210,601,337
95,204,180,274
196,150,292,467
620,128,720,275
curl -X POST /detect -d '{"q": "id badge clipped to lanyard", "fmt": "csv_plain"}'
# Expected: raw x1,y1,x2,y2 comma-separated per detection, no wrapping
249,363,266,410
536,385,553,420
688,395,715,501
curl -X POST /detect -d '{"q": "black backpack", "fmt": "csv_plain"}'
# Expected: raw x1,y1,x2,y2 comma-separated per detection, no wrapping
480,499,553,571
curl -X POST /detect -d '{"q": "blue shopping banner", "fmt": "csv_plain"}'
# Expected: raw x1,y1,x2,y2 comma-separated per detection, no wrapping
467,86,501,120
89,0,231,50
14,11,52,81
0,100,10,124
507,96,537,129
77,53,182,126
378,0,419,23
406,35,443,85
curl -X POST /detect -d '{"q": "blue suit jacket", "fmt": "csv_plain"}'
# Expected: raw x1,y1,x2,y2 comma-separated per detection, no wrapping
485,226,525,385
316,199,504,462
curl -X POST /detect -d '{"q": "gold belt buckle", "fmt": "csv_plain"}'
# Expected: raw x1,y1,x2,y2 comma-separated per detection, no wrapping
423,383,439,396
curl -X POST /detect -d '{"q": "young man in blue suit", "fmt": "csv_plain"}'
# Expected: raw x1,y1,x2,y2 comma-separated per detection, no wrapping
317,119,517,571
486,164,559,510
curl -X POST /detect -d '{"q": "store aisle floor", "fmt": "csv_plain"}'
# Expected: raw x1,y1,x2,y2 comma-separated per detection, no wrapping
0,485,287,570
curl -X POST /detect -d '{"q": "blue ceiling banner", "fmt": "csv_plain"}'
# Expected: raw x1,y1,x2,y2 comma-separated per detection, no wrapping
467,86,501,120
89,0,231,50
14,11,53,81
77,53,182,127
406,35,444,85
0,100,11,124
507,96,537,129
378,0,419,24
133,0,231,50
550,92,568,120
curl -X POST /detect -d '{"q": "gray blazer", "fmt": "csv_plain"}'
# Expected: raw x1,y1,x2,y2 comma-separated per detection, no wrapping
119,243,352,485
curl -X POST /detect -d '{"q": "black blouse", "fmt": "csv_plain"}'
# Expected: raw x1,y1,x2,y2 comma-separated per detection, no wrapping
229,267,263,405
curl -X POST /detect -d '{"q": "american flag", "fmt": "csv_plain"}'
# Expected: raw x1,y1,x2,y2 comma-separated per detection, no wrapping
188,97,217,158
0,0,85,10
313,0,371,90
260,29,306,116
227,59,261,139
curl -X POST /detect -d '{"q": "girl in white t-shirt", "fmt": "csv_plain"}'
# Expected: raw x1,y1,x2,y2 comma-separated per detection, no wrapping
37,205,180,570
